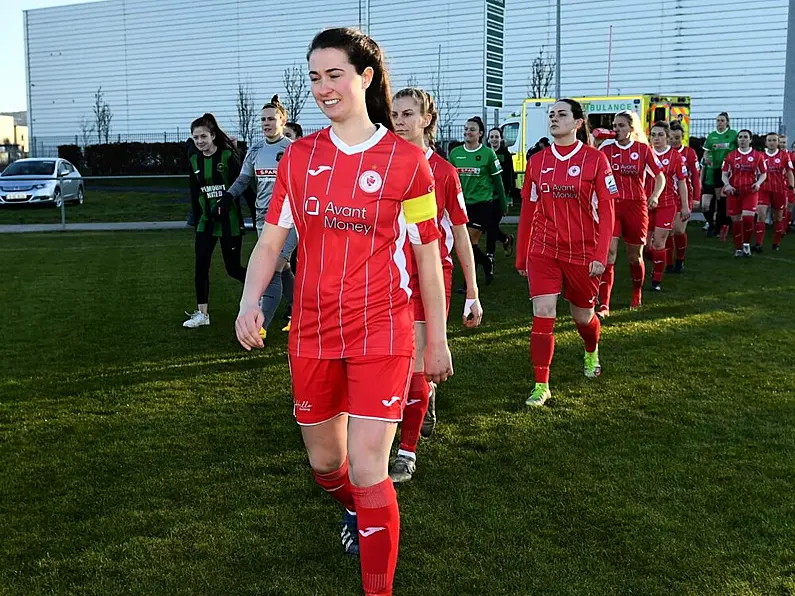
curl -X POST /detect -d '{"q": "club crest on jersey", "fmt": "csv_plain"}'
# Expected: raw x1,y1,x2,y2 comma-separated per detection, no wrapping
775,158,781,164
359,170,383,193
475,155,482,162
748,156,754,162
568,165,581,177
662,159,670,165
630,152,639,160
217,163,225,172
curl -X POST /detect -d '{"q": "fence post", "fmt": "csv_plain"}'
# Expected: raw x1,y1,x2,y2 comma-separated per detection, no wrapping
60,197,66,227
164,131,167,142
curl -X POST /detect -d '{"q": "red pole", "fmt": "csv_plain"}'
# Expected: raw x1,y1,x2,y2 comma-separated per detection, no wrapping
607,25,613,95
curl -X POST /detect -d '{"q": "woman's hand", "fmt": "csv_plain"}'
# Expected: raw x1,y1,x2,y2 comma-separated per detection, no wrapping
424,340,453,384
235,303,264,350
462,298,483,328
680,205,691,221
589,261,606,277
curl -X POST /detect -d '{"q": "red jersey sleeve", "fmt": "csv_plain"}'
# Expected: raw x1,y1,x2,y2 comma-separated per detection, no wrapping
445,171,469,226
689,149,702,200
644,146,663,176
675,152,687,181
721,152,733,174
757,151,768,174
403,157,440,245
592,152,618,266
265,146,295,228
516,162,537,271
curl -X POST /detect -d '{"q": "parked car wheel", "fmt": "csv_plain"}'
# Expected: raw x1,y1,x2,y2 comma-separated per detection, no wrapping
53,188,62,208
75,186,84,205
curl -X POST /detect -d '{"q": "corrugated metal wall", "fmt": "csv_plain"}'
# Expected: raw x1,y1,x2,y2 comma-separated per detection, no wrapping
504,0,789,119
25,0,788,140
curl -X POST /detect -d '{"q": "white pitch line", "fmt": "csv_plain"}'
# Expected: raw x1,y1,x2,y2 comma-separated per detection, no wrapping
688,243,795,265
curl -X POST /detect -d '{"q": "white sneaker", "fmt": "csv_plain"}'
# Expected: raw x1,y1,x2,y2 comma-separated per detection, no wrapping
183,310,210,328
742,243,752,257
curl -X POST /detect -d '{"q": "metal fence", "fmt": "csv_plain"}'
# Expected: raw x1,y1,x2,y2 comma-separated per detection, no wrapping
689,117,783,138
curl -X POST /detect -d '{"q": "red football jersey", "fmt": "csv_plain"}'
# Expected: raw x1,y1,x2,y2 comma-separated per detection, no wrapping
408,149,469,294
722,149,767,194
761,150,793,194
677,145,702,203
599,139,662,201
266,126,440,359
653,146,688,207
517,141,617,267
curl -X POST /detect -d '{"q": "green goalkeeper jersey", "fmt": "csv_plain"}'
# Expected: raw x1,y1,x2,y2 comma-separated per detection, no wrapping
704,128,738,174
449,143,508,211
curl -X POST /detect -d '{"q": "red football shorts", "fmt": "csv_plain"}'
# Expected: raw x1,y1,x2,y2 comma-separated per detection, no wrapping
289,354,414,425
758,190,787,211
612,199,648,245
527,253,599,309
412,268,452,322
727,192,759,216
649,204,677,230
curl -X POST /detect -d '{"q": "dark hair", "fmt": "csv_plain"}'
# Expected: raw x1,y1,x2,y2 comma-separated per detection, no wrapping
286,121,304,139
717,112,730,124
765,131,779,139
190,113,238,156
308,27,394,131
394,87,438,146
651,120,670,133
527,136,551,159
556,99,591,145
737,129,753,138
262,94,288,121
466,116,485,142
669,120,684,133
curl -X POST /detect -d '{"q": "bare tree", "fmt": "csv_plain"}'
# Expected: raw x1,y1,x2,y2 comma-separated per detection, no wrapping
527,47,556,99
93,87,113,143
282,64,309,122
79,115,95,147
236,82,257,144
429,45,462,142
406,74,420,87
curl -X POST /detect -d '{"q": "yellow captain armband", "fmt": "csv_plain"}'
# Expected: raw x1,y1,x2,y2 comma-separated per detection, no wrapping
403,191,437,224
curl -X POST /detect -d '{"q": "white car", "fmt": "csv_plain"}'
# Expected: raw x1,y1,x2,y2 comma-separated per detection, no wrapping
0,158,84,207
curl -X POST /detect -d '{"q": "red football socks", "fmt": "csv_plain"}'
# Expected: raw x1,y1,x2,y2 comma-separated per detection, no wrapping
351,478,400,596
651,248,666,283
742,215,755,244
598,264,615,309
665,235,674,267
530,316,555,384
755,221,766,246
629,261,645,293
313,458,355,512
732,220,743,249
576,315,600,353
398,373,430,455
674,233,687,262
774,220,784,245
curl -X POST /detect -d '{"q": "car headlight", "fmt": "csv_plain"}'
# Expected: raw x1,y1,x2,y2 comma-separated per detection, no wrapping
33,182,54,190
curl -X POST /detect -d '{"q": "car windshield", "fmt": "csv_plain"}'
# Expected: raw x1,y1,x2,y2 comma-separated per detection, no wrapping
1,161,56,176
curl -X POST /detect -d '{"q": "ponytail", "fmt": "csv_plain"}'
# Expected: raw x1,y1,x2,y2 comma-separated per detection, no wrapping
308,27,394,131
262,94,289,121
190,113,239,156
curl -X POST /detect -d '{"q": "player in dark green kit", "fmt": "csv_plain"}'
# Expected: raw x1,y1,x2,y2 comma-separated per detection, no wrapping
449,116,507,284
183,113,247,328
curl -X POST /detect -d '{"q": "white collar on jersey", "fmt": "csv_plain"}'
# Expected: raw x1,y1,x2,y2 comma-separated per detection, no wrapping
329,124,389,155
738,147,753,155
613,139,635,151
551,140,583,161
653,146,672,156
463,143,483,152
424,147,434,160
765,149,780,156
676,146,685,153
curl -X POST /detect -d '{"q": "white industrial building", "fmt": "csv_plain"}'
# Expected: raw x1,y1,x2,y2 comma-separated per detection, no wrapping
23,0,791,147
